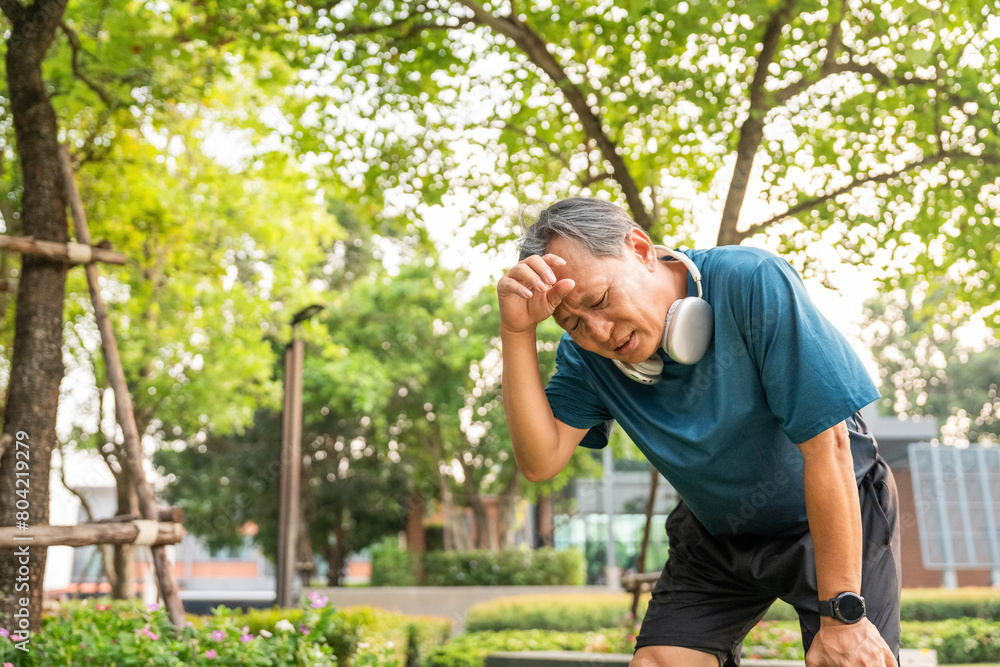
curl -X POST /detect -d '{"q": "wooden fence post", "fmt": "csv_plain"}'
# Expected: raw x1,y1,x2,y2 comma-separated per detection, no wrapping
59,146,186,629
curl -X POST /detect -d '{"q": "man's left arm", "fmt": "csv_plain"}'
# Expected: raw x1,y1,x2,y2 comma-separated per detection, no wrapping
798,422,896,667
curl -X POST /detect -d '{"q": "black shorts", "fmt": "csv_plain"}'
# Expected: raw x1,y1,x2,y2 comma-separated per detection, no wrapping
635,456,901,667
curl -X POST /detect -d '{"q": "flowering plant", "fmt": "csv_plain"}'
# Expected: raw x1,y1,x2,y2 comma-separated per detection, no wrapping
0,595,441,666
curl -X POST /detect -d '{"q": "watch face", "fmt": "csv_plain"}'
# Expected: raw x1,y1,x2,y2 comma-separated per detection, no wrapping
837,594,865,622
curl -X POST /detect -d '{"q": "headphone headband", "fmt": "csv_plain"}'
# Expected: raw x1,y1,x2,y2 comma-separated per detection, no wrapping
654,245,703,298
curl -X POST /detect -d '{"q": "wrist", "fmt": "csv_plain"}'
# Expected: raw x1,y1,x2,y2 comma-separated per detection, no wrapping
818,591,866,625
500,323,538,339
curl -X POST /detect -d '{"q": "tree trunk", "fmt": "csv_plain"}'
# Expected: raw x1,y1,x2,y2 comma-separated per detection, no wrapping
0,0,72,633
467,494,492,550
440,474,471,552
111,467,138,599
324,522,346,587
405,490,425,581
495,474,520,549
534,494,555,548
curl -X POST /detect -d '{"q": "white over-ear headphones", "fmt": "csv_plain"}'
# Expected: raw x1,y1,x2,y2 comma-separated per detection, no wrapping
612,246,714,385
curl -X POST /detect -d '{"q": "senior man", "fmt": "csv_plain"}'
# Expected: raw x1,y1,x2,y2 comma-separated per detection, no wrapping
496,198,900,667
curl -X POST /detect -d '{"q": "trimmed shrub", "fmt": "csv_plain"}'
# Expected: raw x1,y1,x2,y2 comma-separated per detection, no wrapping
900,587,1000,622
466,593,646,632
371,537,419,586
422,548,585,586
422,628,633,667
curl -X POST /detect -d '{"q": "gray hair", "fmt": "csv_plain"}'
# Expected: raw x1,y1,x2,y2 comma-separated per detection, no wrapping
518,198,640,261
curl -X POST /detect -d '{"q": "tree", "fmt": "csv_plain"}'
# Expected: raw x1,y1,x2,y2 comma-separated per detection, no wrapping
244,0,999,331
0,0,71,632
863,289,1000,445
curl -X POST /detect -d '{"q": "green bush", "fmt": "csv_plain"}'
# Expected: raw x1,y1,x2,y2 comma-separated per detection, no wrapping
0,595,451,667
466,593,646,632
900,587,1000,622
902,618,1000,663
422,628,633,667
370,537,419,586
422,548,584,586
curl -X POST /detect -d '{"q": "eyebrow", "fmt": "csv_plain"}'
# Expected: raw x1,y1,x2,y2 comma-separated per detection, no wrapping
556,288,607,331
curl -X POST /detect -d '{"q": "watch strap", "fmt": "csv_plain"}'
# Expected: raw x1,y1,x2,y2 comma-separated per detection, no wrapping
818,598,836,618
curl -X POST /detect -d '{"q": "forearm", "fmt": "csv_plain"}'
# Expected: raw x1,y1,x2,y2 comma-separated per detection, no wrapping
799,422,862,611
500,328,565,482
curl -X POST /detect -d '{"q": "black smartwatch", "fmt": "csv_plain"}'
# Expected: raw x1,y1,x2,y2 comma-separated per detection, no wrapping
818,592,866,624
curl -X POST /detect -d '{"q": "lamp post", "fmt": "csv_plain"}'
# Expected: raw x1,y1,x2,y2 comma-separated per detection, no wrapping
276,304,325,608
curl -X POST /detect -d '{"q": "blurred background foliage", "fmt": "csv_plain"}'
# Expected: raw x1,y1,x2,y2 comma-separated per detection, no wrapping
1,0,999,585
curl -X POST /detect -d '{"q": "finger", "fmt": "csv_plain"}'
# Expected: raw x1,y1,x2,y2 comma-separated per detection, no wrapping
546,279,575,308
497,274,534,299
500,267,543,297
541,253,567,271
507,261,552,293
522,254,559,287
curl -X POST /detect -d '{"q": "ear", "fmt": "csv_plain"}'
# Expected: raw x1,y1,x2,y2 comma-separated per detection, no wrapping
625,228,657,271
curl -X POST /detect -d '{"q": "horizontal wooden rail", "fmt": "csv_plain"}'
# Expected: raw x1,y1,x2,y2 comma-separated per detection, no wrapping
0,520,184,548
0,235,126,265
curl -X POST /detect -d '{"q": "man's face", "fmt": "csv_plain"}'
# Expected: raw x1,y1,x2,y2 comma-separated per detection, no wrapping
549,232,667,363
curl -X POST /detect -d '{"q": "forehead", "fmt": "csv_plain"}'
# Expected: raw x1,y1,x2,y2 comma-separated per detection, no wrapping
548,236,617,311
548,236,619,279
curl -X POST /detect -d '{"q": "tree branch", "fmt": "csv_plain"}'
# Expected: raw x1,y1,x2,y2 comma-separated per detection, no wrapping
501,121,572,171
732,150,955,243
57,444,96,522
0,0,24,23
8,0,69,59
60,21,112,106
455,0,653,228
716,0,798,245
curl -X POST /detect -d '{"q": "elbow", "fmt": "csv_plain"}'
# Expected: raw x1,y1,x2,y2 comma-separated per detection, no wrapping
515,456,558,483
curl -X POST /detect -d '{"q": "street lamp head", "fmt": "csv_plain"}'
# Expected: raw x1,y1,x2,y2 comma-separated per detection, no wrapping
291,304,325,325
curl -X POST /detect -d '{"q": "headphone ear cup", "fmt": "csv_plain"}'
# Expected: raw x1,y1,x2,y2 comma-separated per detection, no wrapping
662,297,713,365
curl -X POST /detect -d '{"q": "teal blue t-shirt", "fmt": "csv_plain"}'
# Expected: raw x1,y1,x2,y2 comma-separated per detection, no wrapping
545,246,881,536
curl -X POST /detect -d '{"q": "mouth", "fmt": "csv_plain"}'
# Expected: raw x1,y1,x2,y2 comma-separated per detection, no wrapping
613,332,636,356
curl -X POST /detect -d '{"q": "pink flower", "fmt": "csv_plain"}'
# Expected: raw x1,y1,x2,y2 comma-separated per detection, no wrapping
147,603,161,612
136,626,159,641
10,636,22,642
205,649,217,659
211,630,225,641
0,629,8,638
5,662,13,667
299,625,310,635
95,604,110,611
240,633,254,643
308,591,328,608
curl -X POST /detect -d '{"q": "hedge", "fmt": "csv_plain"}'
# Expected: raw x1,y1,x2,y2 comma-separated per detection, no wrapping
422,548,585,586
465,594,647,632
423,619,1000,667
422,628,633,667
900,588,1000,622
372,543,586,586
466,588,1000,632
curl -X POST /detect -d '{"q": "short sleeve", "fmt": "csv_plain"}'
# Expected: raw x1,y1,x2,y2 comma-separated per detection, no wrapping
742,258,880,444
545,337,615,449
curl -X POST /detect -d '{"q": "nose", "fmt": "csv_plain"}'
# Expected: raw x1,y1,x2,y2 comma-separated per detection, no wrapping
582,312,613,342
